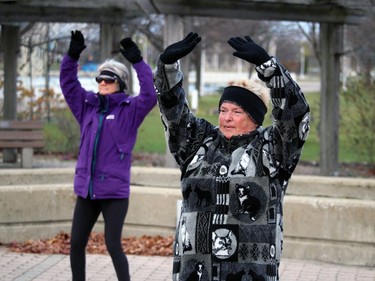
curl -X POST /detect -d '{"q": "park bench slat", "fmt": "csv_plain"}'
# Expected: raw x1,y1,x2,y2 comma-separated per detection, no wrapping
0,120,43,130
0,131,44,141
0,140,44,148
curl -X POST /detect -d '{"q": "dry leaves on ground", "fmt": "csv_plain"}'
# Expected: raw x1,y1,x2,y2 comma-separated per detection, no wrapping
5,232,174,256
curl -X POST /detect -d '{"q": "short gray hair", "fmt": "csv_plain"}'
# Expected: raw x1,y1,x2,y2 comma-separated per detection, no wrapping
98,59,130,91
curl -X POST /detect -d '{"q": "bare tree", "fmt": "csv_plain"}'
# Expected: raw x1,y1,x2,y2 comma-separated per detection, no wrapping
345,9,375,86
297,22,321,66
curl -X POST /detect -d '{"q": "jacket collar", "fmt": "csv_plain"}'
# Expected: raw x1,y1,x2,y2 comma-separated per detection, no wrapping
217,127,262,150
85,92,131,108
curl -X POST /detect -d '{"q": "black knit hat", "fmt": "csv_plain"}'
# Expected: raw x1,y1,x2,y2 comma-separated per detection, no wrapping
219,86,267,126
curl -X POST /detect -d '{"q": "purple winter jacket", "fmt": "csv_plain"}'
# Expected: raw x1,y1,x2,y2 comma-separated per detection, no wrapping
60,55,157,199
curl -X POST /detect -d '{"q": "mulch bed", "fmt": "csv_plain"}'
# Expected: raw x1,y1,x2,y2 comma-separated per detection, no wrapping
4,232,174,256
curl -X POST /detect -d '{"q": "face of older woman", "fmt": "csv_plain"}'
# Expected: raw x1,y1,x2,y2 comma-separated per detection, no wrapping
219,102,257,139
96,77,120,95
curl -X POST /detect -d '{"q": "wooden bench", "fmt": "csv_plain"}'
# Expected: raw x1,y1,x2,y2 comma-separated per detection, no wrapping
0,120,44,168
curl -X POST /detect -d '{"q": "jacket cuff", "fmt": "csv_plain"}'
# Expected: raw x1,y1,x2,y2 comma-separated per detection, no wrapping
255,57,278,79
154,56,183,93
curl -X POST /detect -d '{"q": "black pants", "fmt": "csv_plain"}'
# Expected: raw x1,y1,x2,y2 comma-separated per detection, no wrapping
70,196,130,281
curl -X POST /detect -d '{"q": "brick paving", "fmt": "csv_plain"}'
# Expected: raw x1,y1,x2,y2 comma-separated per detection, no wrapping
0,246,374,281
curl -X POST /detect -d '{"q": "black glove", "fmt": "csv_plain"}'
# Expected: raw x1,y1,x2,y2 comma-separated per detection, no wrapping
160,32,201,64
227,36,271,66
120,37,143,64
68,30,86,60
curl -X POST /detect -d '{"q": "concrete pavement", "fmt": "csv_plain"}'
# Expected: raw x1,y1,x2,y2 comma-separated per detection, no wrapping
1,246,374,281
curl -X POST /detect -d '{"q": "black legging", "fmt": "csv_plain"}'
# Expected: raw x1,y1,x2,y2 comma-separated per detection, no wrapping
70,196,130,281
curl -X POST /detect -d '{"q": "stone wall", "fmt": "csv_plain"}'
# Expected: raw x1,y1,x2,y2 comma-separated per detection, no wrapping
0,167,374,266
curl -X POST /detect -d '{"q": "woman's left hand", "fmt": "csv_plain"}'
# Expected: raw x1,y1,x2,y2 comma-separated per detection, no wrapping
228,36,271,66
120,37,143,64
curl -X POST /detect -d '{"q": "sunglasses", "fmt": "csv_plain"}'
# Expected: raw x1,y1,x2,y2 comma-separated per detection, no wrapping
95,77,117,84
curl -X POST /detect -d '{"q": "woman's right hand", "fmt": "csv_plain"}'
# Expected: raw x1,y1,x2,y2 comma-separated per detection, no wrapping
160,32,201,64
68,30,86,60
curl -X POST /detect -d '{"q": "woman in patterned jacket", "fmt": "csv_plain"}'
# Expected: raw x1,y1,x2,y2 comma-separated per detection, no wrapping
154,33,310,281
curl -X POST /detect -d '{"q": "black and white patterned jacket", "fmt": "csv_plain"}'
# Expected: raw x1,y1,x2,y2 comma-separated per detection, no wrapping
154,56,310,281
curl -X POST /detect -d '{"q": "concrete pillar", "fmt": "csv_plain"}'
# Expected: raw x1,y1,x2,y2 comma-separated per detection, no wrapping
100,23,115,61
164,15,184,48
163,15,184,168
1,25,20,163
319,23,343,176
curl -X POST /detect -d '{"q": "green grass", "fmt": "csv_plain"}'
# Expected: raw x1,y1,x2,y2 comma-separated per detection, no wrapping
133,95,221,154
134,91,366,164
133,108,166,153
42,88,368,165
302,93,320,162
302,92,367,163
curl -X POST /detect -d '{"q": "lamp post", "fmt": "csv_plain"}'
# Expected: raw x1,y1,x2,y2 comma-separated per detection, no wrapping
300,46,305,79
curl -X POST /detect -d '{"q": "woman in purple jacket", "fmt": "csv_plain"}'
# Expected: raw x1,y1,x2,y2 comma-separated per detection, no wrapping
60,30,157,281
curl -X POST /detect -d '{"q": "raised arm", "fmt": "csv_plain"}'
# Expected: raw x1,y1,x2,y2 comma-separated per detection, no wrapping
228,35,310,174
154,33,214,167
60,30,89,124
120,37,157,118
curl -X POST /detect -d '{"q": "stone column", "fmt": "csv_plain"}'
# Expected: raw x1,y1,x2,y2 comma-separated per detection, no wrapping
163,15,184,168
319,23,343,176
1,25,20,163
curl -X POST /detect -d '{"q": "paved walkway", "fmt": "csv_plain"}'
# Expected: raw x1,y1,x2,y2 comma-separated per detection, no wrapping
0,246,374,281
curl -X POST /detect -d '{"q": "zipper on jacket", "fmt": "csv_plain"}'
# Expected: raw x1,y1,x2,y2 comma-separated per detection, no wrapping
89,97,107,198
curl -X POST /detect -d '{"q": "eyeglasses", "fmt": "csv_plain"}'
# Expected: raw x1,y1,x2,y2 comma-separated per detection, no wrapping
95,77,117,84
